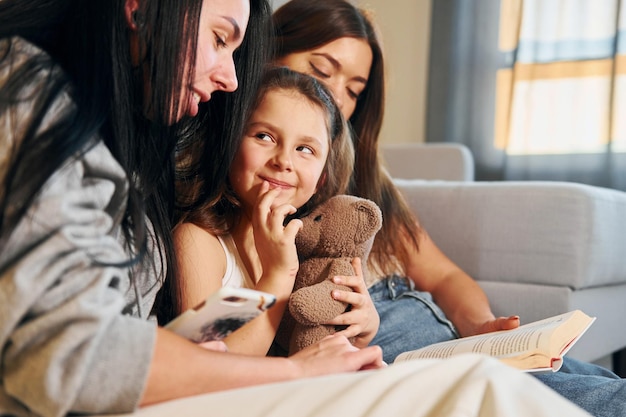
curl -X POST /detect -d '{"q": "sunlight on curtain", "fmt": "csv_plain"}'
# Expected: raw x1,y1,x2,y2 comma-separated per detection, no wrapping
427,0,626,189
496,0,626,156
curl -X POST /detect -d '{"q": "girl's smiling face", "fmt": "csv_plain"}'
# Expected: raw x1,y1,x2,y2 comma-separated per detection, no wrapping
229,88,330,211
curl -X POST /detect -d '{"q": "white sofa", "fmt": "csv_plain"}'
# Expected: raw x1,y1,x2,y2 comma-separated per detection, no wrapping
381,143,626,368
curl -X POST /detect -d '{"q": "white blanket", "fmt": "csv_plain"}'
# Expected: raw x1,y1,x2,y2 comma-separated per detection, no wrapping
101,354,590,417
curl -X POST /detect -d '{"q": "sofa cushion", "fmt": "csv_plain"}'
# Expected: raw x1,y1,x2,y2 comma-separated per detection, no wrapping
394,179,626,290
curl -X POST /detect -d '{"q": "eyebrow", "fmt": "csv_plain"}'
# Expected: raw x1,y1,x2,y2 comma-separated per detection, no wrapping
300,134,327,149
312,52,368,85
221,16,241,40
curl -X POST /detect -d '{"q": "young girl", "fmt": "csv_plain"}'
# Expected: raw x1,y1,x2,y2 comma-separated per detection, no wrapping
171,66,379,356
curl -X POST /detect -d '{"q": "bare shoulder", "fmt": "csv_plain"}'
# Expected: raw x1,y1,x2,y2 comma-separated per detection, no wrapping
173,222,227,302
174,222,222,251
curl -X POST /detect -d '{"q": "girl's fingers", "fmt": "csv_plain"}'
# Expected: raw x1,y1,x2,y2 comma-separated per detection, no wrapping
254,184,282,218
331,288,363,306
333,275,367,293
268,203,297,226
283,218,303,238
350,257,363,276
326,310,361,327
254,183,299,231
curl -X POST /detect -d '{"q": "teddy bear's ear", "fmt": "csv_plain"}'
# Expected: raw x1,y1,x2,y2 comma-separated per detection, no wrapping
353,200,383,243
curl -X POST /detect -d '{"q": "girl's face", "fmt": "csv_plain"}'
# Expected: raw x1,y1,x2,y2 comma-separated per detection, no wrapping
229,89,330,212
184,0,250,118
276,37,373,120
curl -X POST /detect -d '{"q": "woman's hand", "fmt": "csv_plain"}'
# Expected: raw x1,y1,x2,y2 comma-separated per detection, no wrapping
468,316,520,336
324,258,380,348
288,334,385,374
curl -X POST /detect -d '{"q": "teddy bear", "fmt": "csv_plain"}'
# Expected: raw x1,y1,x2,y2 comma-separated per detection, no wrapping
277,194,383,355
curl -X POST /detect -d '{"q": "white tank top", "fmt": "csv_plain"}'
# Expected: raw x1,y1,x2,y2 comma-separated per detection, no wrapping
217,234,254,289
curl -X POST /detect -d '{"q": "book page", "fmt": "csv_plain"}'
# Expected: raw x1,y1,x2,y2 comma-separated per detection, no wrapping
396,325,552,362
395,311,581,364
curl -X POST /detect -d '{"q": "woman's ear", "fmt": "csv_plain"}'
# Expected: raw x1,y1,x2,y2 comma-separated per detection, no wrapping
124,0,141,31
125,0,142,66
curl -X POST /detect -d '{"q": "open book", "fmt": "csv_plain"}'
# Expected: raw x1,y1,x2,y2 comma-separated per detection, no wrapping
394,310,595,373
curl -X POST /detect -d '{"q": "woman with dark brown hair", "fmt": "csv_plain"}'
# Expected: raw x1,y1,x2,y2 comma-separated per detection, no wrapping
0,0,387,415
273,0,519,359
272,3,626,416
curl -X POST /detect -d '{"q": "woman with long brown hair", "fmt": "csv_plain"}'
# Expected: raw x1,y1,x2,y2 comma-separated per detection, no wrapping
272,2,626,416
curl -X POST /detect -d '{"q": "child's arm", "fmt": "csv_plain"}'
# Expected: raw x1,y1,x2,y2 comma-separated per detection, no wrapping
223,183,303,355
173,222,227,312
174,218,290,356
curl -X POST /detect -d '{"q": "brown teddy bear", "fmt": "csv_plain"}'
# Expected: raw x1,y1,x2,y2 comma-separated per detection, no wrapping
277,194,383,355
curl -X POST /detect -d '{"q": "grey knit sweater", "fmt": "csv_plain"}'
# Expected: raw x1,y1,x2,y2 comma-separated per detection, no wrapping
0,38,160,417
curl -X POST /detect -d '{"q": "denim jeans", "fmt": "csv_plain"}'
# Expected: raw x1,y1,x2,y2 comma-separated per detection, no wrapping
368,275,626,417
368,275,459,364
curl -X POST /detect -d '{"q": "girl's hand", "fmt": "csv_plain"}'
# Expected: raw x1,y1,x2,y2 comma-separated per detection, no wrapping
288,334,385,374
252,181,302,283
324,258,380,348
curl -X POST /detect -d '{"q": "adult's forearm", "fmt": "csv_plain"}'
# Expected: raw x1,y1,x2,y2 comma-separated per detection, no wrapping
430,272,496,337
141,328,299,405
141,329,384,406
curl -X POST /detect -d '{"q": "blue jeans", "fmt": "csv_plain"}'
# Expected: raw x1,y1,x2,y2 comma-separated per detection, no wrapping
369,275,458,364
369,275,626,417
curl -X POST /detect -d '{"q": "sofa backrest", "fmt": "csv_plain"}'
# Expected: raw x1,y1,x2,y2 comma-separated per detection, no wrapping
380,143,475,181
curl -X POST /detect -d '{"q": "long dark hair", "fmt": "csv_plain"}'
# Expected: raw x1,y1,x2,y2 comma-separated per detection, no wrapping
0,0,196,267
273,0,421,275
0,0,272,319
156,0,275,323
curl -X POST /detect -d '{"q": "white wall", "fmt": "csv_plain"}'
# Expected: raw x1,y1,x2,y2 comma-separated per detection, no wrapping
271,0,289,8
362,0,431,144
270,0,431,144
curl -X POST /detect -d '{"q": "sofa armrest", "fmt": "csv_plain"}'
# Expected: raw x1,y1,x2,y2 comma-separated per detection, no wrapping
394,179,626,290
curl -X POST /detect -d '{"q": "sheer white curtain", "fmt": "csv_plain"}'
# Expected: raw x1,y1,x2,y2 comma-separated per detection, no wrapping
428,0,626,191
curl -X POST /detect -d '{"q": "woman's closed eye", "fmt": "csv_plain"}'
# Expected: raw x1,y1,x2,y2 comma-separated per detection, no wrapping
309,62,330,79
214,32,227,49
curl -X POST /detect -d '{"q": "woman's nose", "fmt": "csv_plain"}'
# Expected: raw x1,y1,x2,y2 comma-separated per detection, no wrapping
327,83,344,112
213,55,239,92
